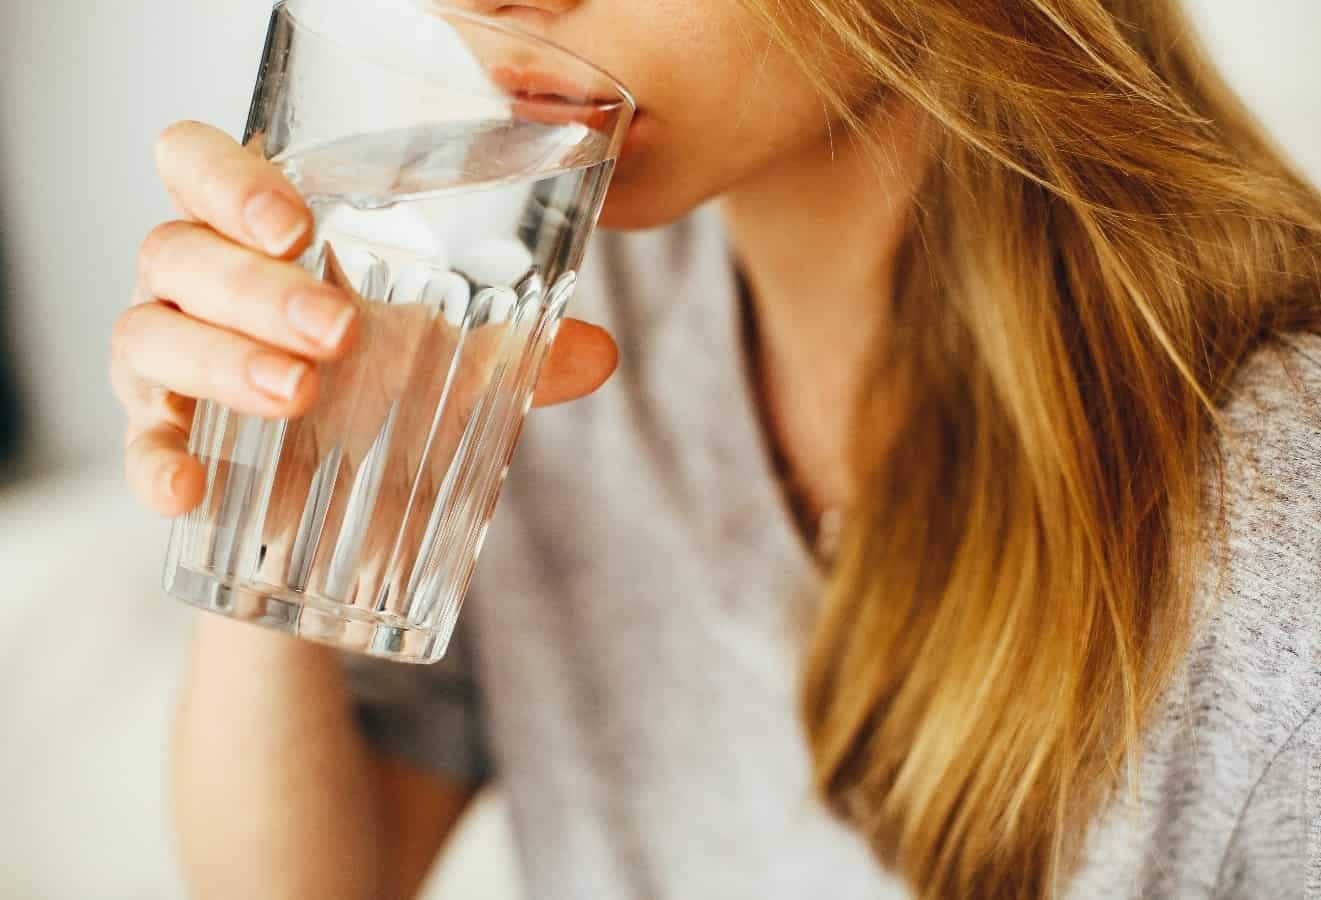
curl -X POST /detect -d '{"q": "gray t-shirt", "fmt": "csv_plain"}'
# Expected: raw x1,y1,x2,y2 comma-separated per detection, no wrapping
346,205,1321,899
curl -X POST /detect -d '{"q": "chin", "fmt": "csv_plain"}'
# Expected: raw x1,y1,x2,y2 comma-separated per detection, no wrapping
595,166,712,231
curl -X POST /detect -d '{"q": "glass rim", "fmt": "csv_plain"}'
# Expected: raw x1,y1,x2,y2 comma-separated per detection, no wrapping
279,0,637,115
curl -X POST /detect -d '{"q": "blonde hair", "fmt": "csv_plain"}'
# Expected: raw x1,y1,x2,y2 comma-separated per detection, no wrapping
737,1,1321,896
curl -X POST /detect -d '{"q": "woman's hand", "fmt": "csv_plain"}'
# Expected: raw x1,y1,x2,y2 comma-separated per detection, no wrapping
112,120,619,522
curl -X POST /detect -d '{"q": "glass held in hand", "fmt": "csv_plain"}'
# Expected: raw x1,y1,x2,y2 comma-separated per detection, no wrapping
162,0,634,663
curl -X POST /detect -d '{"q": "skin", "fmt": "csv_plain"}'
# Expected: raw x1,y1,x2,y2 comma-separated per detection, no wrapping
110,1,920,896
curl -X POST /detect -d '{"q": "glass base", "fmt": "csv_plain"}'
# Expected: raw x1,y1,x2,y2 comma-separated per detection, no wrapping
165,563,450,664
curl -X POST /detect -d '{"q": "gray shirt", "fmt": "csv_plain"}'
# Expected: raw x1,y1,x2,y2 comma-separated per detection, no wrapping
346,206,1321,899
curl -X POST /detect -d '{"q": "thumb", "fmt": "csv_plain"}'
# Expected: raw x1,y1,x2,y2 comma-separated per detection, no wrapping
532,318,619,407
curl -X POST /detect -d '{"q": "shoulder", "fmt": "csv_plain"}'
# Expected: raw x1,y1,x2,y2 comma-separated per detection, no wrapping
1070,335,1321,897
1196,332,1321,734
1191,332,1321,881
1208,333,1321,664
1217,332,1321,484
1211,332,1321,597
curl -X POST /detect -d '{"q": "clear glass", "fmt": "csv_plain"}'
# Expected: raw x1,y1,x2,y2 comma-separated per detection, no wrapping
162,0,634,663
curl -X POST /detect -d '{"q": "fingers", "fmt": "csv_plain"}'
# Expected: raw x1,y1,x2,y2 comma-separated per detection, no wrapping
125,421,205,517
138,220,359,360
155,120,312,260
112,361,196,449
112,301,321,420
533,318,619,407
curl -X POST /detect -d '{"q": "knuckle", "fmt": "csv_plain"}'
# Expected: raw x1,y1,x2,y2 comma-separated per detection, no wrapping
110,303,153,366
196,351,231,405
225,254,277,311
124,432,156,480
196,163,232,217
155,119,204,167
109,354,136,405
137,220,192,286
202,151,255,207
212,157,283,229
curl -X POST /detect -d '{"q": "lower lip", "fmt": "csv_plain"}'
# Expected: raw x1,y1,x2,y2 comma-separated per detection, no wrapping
508,97,646,162
509,94,614,131
489,66,643,159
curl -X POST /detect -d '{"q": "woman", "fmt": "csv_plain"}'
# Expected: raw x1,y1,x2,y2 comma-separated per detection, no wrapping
111,1,1321,897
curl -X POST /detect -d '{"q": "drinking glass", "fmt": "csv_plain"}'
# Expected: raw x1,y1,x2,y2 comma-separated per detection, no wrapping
162,0,634,662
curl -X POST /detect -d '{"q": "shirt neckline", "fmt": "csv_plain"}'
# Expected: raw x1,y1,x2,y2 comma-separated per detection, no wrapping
700,206,831,585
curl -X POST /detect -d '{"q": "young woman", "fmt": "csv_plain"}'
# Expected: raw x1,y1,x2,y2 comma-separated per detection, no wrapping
111,1,1321,897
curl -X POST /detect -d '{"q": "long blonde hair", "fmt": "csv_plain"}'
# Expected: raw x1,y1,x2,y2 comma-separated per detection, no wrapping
736,1,1321,896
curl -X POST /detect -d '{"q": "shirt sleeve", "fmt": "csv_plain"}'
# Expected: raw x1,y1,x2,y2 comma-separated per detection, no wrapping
1203,335,1321,899
339,617,494,787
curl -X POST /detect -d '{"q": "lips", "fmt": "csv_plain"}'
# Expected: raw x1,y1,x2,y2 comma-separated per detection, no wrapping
487,65,627,132
488,65,616,104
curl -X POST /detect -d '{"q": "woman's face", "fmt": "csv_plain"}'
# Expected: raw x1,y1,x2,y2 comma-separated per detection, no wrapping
462,0,836,229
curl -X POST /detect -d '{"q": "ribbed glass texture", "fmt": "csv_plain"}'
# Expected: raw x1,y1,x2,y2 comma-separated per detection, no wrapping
162,0,632,662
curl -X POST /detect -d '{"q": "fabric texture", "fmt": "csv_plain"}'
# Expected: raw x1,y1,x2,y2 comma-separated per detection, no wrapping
345,205,1321,899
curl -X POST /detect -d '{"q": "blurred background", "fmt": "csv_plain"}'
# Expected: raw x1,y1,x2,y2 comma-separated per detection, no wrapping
0,1,1318,897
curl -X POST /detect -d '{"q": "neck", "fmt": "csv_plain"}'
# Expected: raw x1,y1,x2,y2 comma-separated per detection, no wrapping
718,116,922,517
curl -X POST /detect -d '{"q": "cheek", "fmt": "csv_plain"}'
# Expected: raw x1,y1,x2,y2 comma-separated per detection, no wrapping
584,3,832,229
598,87,831,230
597,110,755,229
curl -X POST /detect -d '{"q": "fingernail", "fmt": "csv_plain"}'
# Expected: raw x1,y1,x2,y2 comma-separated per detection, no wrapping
248,353,309,401
244,191,307,256
288,290,356,349
161,461,186,500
